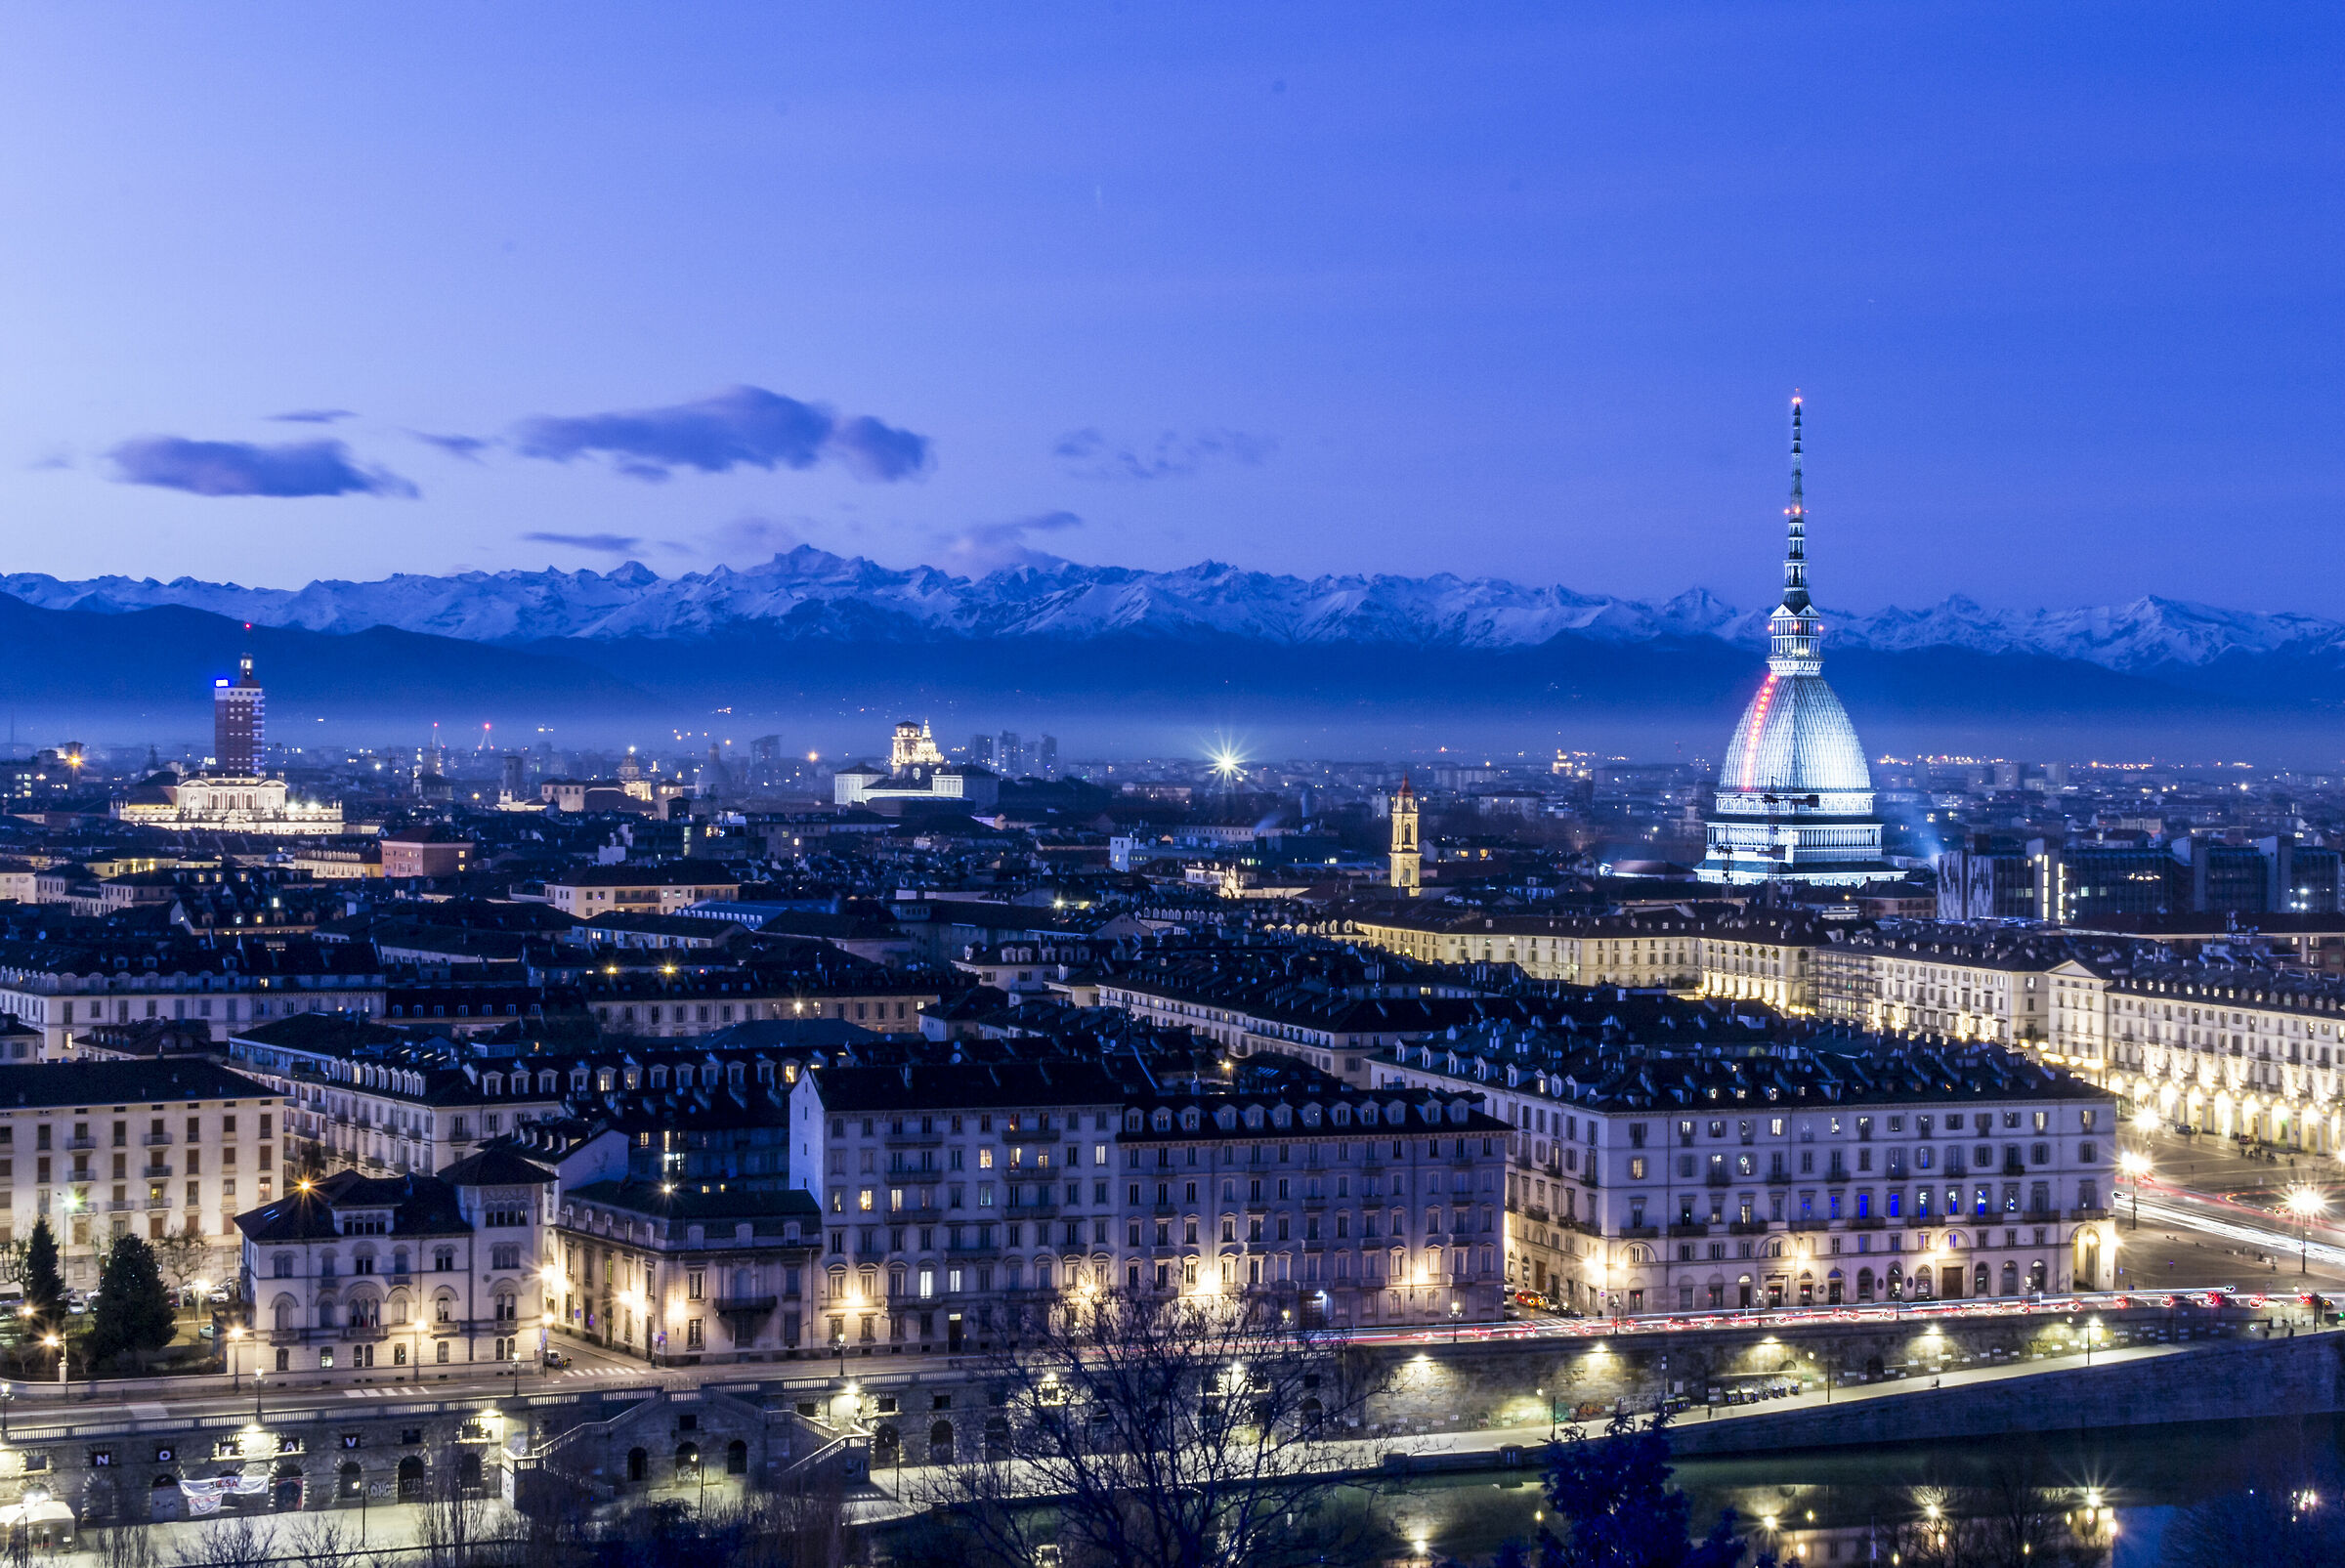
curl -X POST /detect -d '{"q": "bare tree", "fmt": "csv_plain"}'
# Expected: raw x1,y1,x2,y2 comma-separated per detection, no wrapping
278,1511,356,1568
171,1515,277,1568
920,1290,1380,1568
152,1227,216,1305
87,1519,158,1568
414,1447,499,1568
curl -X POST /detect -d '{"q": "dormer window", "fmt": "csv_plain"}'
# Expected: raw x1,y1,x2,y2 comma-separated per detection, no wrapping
1243,1106,1264,1130
1151,1109,1173,1132
1180,1108,1201,1131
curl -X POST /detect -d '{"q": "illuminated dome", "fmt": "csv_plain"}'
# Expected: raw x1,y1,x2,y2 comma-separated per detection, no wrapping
1697,398,1894,889
1718,674,1872,799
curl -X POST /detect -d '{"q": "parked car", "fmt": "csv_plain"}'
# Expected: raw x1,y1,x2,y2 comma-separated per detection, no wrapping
197,1322,217,1339
541,1350,570,1369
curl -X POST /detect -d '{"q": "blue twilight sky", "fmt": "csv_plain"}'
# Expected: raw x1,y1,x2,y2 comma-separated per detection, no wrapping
0,3,2337,615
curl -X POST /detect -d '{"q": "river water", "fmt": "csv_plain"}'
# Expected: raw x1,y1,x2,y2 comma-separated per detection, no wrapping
1339,1415,2345,1566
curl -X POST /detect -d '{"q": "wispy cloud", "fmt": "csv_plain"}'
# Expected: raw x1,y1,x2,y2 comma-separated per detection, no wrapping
108,437,417,498
268,408,356,424
509,385,932,484
519,530,643,555
933,511,1083,573
414,432,492,462
1053,427,1274,482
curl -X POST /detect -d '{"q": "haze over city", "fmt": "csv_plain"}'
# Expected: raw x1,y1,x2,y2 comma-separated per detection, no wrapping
0,10,2339,1568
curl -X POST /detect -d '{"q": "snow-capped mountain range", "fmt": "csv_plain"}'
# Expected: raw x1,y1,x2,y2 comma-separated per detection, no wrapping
2,549,2335,673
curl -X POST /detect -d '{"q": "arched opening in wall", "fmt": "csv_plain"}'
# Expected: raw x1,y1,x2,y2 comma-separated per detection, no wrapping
338,1462,362,1500
456,1453,484,1496
626,1449,648,1484
873,1425,899,1467
726,1440,747,1476
2000,1261,2020,1297
397,1457,426,1502
1825,1269,1843,1306
2026,1259,2047,1293
149,1476,181,1523
674,1443,700,1481
985,1416,1011,1459
1855,1268,1875,1303
928,1421,954,1465
1797,1271,1813,1307
272,1464,303,1513
1973,1262,1991,1297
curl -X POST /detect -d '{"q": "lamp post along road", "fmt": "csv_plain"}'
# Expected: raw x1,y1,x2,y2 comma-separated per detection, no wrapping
2120,1152,2152,1231
2287,1185,2326,1277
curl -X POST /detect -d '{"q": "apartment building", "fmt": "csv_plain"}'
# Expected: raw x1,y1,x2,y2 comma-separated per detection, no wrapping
1374,1035,2116,1315
789,1060,1130,1356
0,1060,283,1290
1113,1077,1511,1328
1812,925,2072,1045
0,939,387,1058
554,1180,823,1366
2045,955,2345,1153
226,1014,834,1184
580,967,941,1038
543,865,739,918
234,1148,556,1374
1345,909,1834,1014
1092,964,1512,1084
1346,909,1708,989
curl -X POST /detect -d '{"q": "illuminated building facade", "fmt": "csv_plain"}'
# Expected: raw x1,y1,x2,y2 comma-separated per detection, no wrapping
213,654,264,772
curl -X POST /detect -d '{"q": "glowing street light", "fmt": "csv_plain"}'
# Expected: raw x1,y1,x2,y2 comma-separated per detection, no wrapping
2119,1151,2153,1230
2287,1185,2327,1276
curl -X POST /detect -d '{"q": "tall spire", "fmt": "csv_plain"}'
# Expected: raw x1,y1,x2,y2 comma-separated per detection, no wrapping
1782,393,1809,614
1765,392,1822,676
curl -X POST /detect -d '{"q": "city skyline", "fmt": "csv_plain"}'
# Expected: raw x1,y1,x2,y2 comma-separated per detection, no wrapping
0,5,2337,615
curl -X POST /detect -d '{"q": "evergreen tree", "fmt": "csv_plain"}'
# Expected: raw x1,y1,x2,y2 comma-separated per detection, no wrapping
87,1235,176,1370
21,1217,64,1330
1524,1410,1751,1568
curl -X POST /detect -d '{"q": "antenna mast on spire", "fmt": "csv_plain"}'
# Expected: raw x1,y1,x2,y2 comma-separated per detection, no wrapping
1783,393,1809,614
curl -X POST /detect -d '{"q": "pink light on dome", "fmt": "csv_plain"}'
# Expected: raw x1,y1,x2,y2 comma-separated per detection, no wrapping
1737,672,1780,793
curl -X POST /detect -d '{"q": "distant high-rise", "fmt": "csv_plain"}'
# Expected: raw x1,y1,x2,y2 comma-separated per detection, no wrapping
213,653,264,772
1037,735,1058,780
998,730,1022,779
968,734,997,769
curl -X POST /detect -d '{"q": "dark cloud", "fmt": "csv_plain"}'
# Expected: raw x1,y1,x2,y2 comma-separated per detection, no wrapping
933,511,1082,572
829,414,932,482
1053,427,1275,482
509,385,931,483
519,530,643,555
107,437,418,498
414,432,492,461
268,408,356,424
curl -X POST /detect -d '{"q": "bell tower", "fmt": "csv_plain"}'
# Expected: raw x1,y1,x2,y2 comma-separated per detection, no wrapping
1389,776,1421,897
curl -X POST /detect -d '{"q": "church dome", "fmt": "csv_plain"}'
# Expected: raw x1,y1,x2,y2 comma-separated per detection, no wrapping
1718,671,1872,799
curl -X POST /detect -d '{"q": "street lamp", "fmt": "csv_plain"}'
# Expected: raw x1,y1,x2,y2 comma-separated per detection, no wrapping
227,1325,245,1390
2119,1152,2153,1231
2286,1185,2326,1277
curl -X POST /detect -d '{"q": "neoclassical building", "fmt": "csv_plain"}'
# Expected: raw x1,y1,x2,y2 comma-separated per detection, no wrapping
2045,955,2345,1153
235,1149,554,1373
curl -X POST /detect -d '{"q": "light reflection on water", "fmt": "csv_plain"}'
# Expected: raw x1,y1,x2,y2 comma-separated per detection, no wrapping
1334,1415,2345,1564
